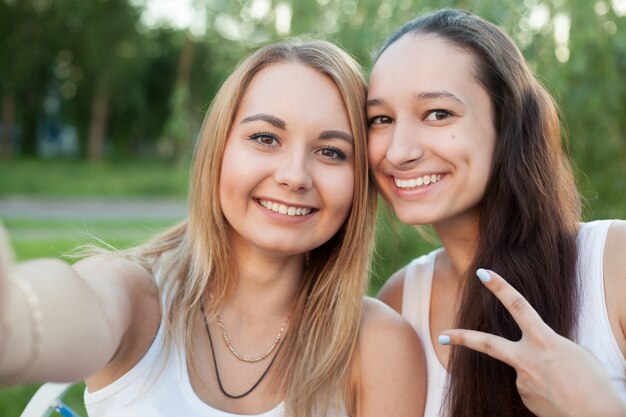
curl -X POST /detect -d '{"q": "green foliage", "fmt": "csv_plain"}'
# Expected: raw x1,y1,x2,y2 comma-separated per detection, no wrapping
370,204,439,294
1,0,625,211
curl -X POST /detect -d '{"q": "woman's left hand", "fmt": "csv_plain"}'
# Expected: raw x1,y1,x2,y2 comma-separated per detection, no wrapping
440,269,626,417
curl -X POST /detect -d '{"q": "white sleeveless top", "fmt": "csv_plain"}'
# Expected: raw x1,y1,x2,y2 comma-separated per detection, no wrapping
84,276,346,416
401,220,626,417
84,312,287,417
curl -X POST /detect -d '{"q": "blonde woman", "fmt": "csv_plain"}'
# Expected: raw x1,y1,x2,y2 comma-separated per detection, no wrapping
0,40,426,417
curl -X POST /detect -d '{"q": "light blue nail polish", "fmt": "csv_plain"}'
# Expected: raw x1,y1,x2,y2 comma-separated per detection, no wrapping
438,335,451,345
476,268,491,282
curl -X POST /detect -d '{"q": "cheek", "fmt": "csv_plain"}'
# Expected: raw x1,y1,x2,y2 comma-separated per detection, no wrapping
218,149,236,205
324,168,355,216
367,136,386,167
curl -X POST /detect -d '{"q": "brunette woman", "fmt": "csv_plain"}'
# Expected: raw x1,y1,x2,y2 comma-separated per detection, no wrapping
368,9,626,417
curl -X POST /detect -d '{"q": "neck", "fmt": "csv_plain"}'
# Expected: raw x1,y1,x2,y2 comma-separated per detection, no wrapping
433,210,480,282
223,237,304,321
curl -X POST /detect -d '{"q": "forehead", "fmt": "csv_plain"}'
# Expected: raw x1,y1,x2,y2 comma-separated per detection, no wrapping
236,62,349,127
369,34,483,99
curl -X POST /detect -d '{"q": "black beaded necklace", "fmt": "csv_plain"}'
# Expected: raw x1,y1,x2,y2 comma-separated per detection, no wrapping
201,304,285,399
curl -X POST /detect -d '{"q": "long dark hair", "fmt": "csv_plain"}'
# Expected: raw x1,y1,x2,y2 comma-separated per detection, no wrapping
377,9,581,417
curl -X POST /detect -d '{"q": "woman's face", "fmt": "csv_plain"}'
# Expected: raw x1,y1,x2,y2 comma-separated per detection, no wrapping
220,62,355,257
367,34,496,228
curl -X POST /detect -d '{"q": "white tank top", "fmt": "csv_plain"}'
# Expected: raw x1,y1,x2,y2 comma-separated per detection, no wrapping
84,277,347,417
401,220,626,417
84,314,287,417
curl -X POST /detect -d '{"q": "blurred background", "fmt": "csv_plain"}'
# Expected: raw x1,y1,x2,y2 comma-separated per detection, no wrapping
0,0,625,414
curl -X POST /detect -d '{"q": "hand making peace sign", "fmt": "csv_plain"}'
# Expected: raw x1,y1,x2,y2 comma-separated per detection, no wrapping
440,269,626,417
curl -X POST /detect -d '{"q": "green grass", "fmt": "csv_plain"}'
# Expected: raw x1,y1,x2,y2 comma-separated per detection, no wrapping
0,158,189,198
4,218,178,260
0,383,87,417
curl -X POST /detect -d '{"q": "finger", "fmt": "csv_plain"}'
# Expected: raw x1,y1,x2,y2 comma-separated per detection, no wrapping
476,268,546,334
439,329,518,367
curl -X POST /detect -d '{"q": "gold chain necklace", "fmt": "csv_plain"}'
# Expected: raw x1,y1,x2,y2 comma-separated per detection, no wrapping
202,304,285,399
217,312,288,363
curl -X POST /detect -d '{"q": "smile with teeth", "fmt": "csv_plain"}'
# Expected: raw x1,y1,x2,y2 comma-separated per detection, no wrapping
258,199,314,216
394,174,443,189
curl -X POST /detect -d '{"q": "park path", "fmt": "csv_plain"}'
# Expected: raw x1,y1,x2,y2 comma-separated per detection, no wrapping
0,196,187,220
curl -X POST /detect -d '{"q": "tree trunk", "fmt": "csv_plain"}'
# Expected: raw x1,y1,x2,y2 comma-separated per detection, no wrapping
87,83,110,161
21,88,38,157
164,34,195,160
0,93,15,158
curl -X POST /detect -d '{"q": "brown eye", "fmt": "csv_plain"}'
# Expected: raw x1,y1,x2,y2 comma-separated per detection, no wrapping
368,115,393,125
316,146,346,161
425,110,451,121
249,132,279,146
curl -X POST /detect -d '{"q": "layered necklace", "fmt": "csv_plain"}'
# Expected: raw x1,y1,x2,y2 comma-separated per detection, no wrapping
201,304,288,399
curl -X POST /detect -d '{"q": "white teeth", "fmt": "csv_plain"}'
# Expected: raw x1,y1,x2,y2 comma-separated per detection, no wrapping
394,174,443,189
259,199,313,216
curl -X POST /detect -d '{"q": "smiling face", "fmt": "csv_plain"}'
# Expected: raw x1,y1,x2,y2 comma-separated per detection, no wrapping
367,34,496,228
219,62,355,258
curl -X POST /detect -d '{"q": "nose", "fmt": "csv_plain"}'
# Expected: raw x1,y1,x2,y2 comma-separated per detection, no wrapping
273,149,313,192
385,122,424,168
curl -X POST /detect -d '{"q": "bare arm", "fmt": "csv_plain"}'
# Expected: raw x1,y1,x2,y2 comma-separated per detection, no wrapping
355,297,426,417
0,221,158,384
604,220,626,359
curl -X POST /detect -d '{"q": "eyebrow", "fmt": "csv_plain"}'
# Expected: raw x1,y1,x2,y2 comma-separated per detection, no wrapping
240,113,286,129
366,98,384,108
366,91,464,108
414,91,464,105
319,130,354,145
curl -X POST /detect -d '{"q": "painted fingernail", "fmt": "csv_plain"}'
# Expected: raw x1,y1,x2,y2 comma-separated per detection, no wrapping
438,335,451,345
476,268,491,282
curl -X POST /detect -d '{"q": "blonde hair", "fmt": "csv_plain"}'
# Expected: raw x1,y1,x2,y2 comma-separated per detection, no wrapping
131,39,376,416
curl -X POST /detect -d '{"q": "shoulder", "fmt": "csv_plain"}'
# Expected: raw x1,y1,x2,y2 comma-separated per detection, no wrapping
359,297,422,355
73,254,157,299
376,264,409,314
353,297,426,417
603,220,626,268
602,220,626,291
600,221,626,354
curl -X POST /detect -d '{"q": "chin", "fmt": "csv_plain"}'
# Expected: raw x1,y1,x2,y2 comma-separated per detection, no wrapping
395,209,441,227
258,241,315,257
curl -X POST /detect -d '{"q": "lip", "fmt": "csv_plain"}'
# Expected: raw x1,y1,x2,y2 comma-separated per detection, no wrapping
255,196,317,210
385,173,446,198
389,170,446,180
253,197,318,223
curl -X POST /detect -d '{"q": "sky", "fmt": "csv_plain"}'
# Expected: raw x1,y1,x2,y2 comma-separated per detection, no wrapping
140,0,626,36
140,0,207,35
